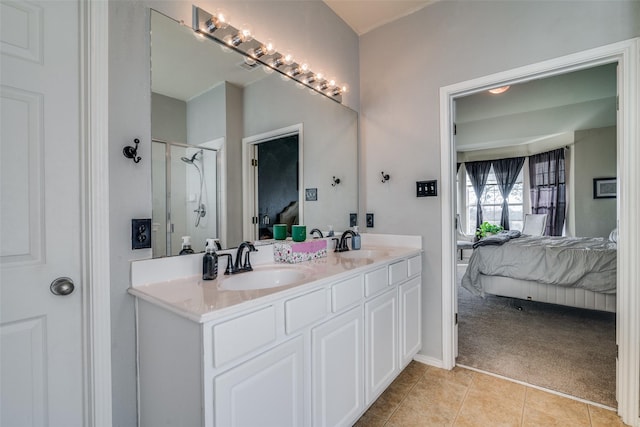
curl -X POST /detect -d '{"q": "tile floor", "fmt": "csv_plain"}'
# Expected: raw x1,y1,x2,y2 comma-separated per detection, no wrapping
354,361,628,427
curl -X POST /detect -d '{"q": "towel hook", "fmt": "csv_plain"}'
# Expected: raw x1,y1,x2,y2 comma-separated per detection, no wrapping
381,172,390,183
332,176,341,187
123,138,142,164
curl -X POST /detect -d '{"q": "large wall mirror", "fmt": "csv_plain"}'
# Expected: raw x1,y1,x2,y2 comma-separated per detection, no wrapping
150,10,358,257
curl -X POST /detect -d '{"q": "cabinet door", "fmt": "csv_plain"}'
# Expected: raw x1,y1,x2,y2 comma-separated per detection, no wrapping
311,306,363,427
364,288,398,405
399,277,422,366
214,336,304,427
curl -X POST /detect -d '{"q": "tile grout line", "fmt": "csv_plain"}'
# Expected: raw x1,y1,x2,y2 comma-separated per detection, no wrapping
450,369,475,426
520,387,528,427
382,365,428,426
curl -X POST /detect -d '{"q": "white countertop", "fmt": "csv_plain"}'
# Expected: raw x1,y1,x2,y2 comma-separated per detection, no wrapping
129,234,422,323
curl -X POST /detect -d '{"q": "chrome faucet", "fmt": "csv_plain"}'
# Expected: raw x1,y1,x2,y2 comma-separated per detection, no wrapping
334,230,356,252
310,228,324,239
221,241,257,275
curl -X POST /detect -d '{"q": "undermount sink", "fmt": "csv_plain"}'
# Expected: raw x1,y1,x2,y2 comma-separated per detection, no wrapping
218,265,312,291
336,249,389,260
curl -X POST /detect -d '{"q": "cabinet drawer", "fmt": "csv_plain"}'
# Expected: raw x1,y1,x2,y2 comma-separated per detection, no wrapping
332,275,364,312
365,267,388,296
285,289,328,334
212,306,276,367
388,260,408,285
408,255,422,277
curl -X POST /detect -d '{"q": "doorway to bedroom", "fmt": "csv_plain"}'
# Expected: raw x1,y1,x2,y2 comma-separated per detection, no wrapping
452,63,618,408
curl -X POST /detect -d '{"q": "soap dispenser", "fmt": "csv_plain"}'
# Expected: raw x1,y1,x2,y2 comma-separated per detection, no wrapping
179,236,194,255
351,226,361,250
202,238,218,280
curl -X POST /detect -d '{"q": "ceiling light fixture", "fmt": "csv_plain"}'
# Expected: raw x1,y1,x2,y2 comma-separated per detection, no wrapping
192,5,347,103
488,85,510,94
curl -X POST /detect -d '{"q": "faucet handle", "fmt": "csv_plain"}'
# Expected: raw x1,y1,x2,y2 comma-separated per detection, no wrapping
242,243,258,270
219,253,234,275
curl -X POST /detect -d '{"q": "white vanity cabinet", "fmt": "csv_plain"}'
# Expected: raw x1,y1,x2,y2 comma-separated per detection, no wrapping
400,276,422,366
214,335,305,427
365,287,398,405
311,306,364,427
134,250,422,427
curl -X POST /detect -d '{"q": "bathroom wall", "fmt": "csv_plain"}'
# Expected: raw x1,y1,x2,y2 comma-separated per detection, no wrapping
359,1,640,363
108,1,358,425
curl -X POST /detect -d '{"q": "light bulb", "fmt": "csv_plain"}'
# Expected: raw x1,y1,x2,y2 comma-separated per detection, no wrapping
206,10,228,32
240,25,253,43
265,41,276,55
283,52,294,66
341,84,349,93
215,10,228,28
299,61,310,73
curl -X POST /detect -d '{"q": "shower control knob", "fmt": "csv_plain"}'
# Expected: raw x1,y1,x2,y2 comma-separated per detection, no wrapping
50,277,75,296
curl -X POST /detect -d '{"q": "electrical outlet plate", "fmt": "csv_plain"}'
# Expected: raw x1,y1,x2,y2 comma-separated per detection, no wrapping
417,180,438,197
132,218,152,249
366,213,374,228
349,213,358,227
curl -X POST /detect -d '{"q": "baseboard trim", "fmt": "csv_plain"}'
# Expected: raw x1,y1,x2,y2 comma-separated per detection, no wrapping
413,354,445,369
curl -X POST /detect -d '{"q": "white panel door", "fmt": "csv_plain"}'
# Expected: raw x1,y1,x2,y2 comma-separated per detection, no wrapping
364,288,397,405
0,1,83,426
311,306,363,427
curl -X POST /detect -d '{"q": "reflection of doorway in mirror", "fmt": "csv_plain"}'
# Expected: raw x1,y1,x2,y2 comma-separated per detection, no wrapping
243,124,304,242
256,135,299,240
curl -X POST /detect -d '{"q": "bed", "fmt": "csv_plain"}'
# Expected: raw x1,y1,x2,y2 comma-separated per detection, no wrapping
461,234,617,312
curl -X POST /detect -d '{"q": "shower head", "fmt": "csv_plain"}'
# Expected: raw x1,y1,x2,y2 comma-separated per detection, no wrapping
181,150,202,164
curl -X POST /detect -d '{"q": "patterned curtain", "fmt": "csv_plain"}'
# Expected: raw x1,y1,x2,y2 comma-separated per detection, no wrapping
466,161,492,231
492,157,525,230
528,148,566,236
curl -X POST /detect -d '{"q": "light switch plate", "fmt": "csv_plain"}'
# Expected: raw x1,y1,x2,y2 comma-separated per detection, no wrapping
349,213,358,227
417,180,437,197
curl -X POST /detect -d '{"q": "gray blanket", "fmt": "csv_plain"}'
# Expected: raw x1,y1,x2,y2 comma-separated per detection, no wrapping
462,236,617,296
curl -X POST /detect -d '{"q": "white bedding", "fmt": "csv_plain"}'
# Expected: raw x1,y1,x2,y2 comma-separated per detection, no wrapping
462,235,617,298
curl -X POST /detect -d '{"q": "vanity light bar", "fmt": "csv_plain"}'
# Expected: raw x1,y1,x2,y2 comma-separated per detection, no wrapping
192,5,344,103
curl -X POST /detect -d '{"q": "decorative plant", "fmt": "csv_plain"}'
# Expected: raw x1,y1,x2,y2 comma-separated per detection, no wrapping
476,221,504,239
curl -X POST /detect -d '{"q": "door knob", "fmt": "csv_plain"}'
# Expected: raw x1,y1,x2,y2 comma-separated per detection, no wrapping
50,277,75,296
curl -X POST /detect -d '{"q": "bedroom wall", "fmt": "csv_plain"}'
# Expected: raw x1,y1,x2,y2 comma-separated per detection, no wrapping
359,1,640,363
109,1,358,425
573,126,617,238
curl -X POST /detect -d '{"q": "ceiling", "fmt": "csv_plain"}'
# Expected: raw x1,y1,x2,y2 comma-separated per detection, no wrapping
323,0,435,35
455,63,617,153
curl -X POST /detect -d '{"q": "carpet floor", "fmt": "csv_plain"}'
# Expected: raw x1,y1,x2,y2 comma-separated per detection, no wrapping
456,264,617,408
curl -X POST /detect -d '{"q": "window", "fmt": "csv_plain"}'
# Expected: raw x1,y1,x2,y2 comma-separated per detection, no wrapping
465,166,524,234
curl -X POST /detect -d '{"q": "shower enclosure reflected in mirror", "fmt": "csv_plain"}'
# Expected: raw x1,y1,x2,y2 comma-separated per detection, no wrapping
151,140,221,256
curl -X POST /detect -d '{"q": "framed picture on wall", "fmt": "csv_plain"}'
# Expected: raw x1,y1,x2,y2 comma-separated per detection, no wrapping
593,177,616,199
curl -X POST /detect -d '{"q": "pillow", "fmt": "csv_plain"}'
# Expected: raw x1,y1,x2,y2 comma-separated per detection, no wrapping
609,228,618,243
